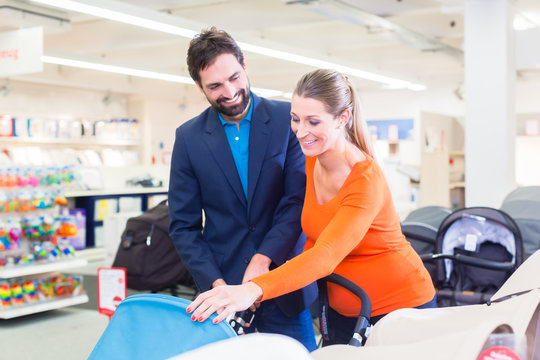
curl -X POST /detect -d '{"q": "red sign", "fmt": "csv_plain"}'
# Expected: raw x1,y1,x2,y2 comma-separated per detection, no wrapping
0,27,43,77
97,267,127,319
477,346,521,360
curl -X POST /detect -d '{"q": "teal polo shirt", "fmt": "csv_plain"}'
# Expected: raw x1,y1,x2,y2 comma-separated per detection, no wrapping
218,95,253,199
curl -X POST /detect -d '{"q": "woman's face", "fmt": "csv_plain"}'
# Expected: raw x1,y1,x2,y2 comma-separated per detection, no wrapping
290,95,346,157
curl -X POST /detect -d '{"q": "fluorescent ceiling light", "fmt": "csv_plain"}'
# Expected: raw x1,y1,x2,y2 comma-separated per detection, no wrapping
41,55,194,84
30,0,426,91
41,55,291,98
30,0,197,37
514,13,540,31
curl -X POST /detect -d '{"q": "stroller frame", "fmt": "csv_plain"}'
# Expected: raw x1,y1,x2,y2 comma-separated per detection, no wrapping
422,206,523,306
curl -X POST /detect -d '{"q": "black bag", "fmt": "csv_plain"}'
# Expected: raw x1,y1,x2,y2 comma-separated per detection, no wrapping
112,199,195,292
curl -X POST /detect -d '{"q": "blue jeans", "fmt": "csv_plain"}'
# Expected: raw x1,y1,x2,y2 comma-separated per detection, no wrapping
244,299,317,352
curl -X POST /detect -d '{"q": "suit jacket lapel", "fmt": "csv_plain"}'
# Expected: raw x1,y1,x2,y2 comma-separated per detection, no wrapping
203,109,247,208
247,97,271,212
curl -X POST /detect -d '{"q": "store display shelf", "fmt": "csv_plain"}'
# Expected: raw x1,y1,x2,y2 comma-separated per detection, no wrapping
0,293,89,319
0,137,139,147
65,186,168,197
0,258,88,279
449,181,466,189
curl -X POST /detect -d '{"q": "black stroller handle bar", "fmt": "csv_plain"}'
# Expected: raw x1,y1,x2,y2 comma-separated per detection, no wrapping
322,273,372,347
420,253,515,271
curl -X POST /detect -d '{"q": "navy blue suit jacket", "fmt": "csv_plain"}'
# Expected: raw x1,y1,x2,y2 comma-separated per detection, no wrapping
168,93,316,317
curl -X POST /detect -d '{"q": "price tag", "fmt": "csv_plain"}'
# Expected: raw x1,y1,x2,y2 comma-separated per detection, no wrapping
464,234,478,252
97,267,127,318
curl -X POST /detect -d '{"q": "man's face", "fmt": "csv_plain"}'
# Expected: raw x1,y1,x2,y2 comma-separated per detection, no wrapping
198,53,251,121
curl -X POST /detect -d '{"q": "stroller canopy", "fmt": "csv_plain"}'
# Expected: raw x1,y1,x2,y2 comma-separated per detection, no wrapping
437,207,523,283
500,186,540,259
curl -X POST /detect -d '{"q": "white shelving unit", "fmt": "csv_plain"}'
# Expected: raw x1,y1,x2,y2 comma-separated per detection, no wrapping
0,294,89,319
0,137,139,147
420,150,465,208
0,257,89,319
0,257,88,279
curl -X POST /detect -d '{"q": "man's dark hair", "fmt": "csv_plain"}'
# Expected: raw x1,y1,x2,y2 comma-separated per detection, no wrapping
187,27,245,85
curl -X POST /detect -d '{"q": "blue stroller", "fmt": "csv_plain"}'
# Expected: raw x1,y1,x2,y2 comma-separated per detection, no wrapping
89,275,372,358
88,294,237,360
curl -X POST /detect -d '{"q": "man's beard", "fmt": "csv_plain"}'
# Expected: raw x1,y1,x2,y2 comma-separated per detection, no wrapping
210,87,250,118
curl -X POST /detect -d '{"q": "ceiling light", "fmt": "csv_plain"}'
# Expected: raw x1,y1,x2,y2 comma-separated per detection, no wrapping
514,13,540,31
41,55,195,84
41,55,291,98
30,0,426,90
29,0,197,37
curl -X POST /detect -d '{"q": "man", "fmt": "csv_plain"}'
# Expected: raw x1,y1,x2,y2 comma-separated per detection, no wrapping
168,27,317,350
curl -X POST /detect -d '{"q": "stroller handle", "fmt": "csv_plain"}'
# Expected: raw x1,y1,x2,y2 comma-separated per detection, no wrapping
322,273,372,347
420,253,515,271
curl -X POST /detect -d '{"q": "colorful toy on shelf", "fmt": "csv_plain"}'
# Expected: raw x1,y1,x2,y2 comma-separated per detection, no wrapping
0,282,11,306
37,281,55,298
0,191,8,212
14,253,33,265
4,168,18,188
22,281,38,302
58,241,76,256
32,188,47,209
8,192,19,212
16,168,30,187
61,166,76,184
33,243,50,261
18,190,33,212
2,219,22,250
46,167,61,186
40,215,57,237
28,171,40,188
22,216,41,239
11,283,24,305
0,221,7,250
57,216,78,237
55,193,68,206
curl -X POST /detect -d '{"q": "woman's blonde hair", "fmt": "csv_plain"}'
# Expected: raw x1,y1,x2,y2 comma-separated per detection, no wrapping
293,69,374,157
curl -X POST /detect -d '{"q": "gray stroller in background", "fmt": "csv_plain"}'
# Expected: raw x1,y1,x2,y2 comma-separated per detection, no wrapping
401,206,452,281
500,186,540,260
421,207,523,307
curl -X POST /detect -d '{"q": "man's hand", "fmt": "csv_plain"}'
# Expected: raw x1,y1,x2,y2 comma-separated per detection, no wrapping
212,278,227,288
242,253,272,284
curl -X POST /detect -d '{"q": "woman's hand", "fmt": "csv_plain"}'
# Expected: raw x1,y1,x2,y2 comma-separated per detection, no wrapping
186,282,263,324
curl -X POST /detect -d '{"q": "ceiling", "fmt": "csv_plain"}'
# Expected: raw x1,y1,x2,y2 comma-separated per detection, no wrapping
2,0,540,100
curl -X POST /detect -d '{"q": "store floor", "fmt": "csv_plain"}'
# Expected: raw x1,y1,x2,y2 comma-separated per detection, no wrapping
1,256,320,359
0,257,197,360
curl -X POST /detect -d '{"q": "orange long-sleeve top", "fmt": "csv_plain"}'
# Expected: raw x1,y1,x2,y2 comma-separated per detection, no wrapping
252,156,435,317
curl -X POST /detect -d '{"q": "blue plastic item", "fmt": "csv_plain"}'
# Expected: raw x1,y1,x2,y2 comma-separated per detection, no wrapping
88,294,237,360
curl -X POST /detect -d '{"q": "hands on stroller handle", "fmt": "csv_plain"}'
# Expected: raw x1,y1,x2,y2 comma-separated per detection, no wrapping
186,281,263,324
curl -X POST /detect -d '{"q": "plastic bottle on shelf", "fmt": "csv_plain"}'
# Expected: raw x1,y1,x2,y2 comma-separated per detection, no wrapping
0,115,13,137
129,118,140,140
94,119,106,140
69,118,83,139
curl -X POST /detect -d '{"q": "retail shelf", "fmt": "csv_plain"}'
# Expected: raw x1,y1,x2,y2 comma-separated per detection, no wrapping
449,181,466,189
0,137,139,147
65,186,168,197
0,258,88,279
0,293,89,319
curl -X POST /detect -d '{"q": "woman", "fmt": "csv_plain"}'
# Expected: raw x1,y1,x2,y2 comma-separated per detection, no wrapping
187,69,436,345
